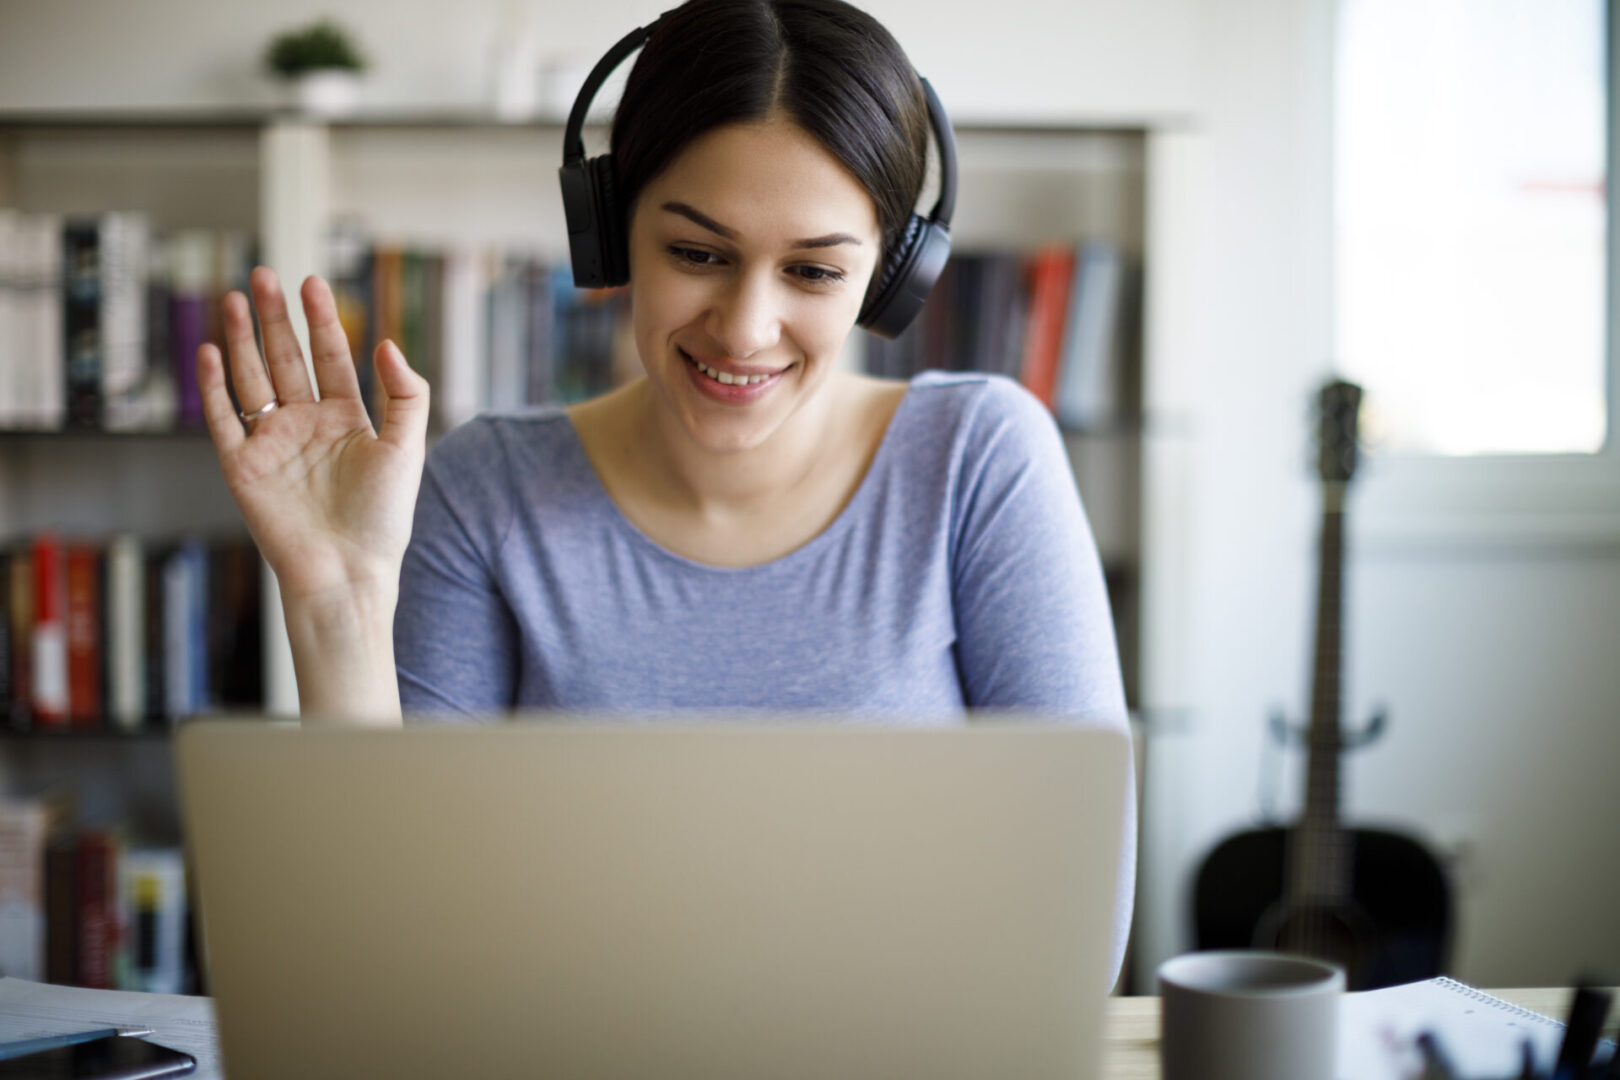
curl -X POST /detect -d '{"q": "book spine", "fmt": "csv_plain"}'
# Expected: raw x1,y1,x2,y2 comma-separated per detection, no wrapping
143,546,166,726
75,828,118,990
1018,247,1076,409
107,535,146,731
30,534,68,727
8,549,31,730
121,849,186,994
27,214,66,429
0,551,9,727
0,799,49,980
167,229,214,430
65,543,102,728
0,211,17,428
100,213,151,430
62,218,104,429
162,548,188,722
44,832,78,984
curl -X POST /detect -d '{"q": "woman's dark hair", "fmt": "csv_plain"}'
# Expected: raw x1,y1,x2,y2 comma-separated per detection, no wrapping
610,0,929,269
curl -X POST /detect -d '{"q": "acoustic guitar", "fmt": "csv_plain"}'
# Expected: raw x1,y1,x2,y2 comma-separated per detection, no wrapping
1192,379,1452,990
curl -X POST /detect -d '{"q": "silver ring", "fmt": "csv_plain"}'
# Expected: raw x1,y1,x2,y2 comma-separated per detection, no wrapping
238,397,281,424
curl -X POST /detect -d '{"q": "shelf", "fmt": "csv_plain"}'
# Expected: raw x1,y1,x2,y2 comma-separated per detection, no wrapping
0,107,1182,136
0,427,211,442
0,724,175,740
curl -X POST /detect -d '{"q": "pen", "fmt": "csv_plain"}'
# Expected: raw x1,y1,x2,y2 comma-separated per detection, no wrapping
0,1026,155,1061
1552,986,1611,1080
1416,1030,1460,1080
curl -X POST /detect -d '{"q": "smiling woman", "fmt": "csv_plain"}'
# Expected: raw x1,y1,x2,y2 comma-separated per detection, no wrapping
195,0,1136,982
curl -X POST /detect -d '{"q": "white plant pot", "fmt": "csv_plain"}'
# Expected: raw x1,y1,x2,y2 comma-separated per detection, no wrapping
292,70,361,117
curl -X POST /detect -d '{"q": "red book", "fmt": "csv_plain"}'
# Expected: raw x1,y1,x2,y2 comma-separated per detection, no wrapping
30,534,68,727
76,828,121,990
1017,247,1077,409
66,544,102,727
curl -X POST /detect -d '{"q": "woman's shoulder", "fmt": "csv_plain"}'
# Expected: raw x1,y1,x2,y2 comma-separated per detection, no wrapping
427,404,583,474
897,369,1061,456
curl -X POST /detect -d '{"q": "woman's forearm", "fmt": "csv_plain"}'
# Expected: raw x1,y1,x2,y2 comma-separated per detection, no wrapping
281,586,404,726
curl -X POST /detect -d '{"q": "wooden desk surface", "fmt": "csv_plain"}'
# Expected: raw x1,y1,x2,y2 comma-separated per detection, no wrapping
1103,988,1599,1080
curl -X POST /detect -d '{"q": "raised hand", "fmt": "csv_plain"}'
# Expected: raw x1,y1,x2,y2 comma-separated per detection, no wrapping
197,267,431,613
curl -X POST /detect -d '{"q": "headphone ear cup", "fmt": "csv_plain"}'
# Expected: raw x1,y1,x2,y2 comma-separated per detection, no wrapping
588,155,629,286
858,214,951,340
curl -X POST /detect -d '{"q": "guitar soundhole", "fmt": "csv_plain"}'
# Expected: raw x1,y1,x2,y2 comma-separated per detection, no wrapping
1254,899,1376,980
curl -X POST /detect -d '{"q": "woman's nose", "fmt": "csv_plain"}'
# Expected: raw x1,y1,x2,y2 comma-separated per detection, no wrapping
705,271,781,360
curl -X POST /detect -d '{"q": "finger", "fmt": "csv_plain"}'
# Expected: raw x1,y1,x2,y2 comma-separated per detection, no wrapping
300,275,363,402
221,289,276,413
249,266,317,404
197,342,246,457
374,340,431,453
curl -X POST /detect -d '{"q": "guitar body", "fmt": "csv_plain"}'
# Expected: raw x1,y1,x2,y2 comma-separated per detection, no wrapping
1194,825,1452,990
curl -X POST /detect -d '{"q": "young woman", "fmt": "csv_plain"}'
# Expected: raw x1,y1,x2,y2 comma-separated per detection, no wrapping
197,0,1133,970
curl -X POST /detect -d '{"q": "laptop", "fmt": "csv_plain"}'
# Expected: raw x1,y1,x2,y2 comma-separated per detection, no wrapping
176,716,1130,1080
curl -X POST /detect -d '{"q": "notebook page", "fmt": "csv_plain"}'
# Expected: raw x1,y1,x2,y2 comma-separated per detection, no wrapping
1337,977,1571,1080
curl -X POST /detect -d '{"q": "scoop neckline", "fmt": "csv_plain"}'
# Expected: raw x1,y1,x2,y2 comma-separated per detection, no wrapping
560,380,917,575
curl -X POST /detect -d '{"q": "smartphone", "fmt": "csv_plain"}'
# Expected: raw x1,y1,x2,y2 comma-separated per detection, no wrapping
0,1036,195,1079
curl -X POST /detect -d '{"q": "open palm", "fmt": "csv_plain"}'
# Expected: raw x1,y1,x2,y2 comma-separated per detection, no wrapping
197,268,430,609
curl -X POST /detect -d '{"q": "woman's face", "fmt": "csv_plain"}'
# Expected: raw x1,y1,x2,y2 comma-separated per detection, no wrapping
625,115,884,456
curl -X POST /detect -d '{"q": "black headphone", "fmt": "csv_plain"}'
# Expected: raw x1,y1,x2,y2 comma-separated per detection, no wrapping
557,16,958,340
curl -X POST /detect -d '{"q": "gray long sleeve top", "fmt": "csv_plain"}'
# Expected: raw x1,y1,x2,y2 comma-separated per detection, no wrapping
394,369,1136,979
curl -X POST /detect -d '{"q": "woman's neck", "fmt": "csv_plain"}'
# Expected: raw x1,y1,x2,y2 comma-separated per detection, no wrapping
623,375,847,523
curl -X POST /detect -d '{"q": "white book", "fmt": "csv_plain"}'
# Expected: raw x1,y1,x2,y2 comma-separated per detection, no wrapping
101,212,153,431
439,245,491,430
0,209,18,427
1054,241,1123,432
22,213,65,429
0,800,49,981
106,534,146,731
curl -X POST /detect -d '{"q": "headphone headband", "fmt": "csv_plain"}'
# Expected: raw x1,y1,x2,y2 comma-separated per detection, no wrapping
558,11,955,338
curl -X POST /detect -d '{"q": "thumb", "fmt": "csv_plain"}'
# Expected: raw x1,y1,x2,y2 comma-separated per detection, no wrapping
374,339,431,452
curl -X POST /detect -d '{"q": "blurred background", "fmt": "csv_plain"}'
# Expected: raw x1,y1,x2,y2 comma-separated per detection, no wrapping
0,0,1614,999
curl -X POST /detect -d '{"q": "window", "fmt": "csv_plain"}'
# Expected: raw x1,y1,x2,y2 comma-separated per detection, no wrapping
1335,0,1608,456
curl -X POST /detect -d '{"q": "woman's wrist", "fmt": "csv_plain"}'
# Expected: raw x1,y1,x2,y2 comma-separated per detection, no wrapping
281,582,404,726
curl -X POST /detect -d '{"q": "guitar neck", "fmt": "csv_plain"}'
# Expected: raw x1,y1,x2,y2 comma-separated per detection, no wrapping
1291,483,1350,901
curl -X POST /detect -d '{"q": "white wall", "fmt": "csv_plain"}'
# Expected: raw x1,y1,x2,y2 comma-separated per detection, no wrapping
5,0,1617,989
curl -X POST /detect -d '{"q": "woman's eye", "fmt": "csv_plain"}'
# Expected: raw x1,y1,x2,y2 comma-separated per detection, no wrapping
669,245,722,267
791,265,846,286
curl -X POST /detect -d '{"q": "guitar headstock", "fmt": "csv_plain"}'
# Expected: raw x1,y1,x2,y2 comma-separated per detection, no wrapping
1317,379,1364,484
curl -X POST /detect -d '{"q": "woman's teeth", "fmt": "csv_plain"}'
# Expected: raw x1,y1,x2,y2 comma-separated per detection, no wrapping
692,358,776,386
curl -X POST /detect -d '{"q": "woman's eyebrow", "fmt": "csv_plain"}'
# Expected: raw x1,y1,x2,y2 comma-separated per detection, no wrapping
661,201,863,249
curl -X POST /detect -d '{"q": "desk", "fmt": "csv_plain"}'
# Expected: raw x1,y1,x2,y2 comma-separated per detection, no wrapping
1103,988,1620,1080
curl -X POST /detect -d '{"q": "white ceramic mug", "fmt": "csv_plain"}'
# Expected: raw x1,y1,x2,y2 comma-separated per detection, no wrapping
1158,950,1345,1080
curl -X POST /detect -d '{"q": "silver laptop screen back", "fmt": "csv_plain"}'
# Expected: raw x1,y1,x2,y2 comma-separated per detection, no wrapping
178,720,1129,1080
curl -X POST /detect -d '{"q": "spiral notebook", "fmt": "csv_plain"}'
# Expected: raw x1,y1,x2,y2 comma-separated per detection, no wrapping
1338,976,1607,1080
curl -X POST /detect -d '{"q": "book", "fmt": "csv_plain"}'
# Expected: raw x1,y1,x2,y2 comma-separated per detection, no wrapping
1054,240,1124,432
74,828,121,991
0,799,50,981
119,849,187,995
1337,976,1612,1079
7,548,31,730
1018,246,1076,409
62,219,105,429
29,533,68,727
106,535,146,732
64,543,102,728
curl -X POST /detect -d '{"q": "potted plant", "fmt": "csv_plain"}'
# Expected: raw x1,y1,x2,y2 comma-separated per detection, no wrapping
264,19,368,117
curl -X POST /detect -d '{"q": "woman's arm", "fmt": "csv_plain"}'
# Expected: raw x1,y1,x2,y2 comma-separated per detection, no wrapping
196,268,429,727
947,377,1137,988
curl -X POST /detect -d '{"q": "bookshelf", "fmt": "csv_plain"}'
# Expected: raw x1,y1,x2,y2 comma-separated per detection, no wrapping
0,104,1193,853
